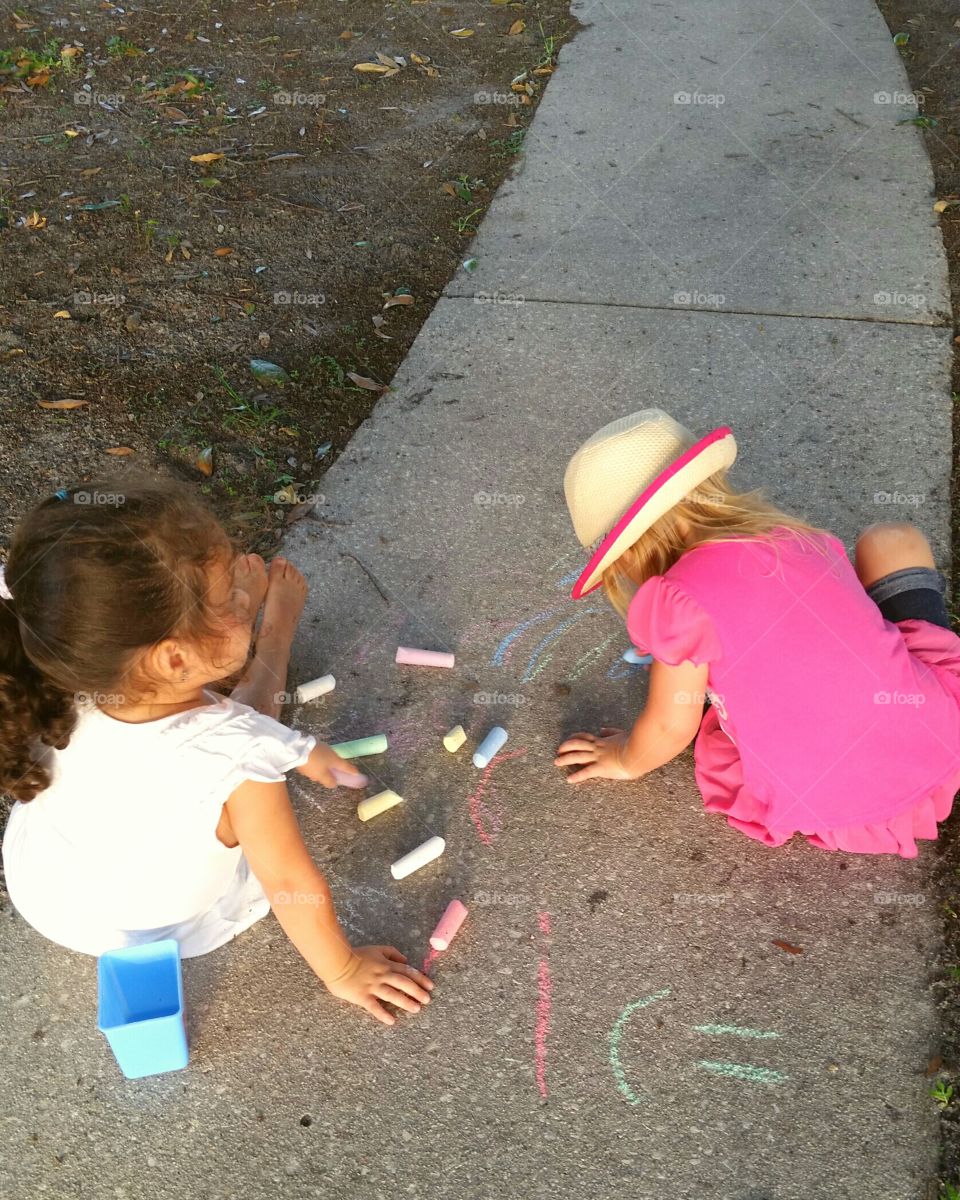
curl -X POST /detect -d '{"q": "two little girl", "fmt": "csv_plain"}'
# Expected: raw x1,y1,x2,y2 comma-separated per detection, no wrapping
3,409,958,1025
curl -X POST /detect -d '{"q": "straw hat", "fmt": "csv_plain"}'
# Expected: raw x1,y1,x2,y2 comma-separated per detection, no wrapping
564,409,737,598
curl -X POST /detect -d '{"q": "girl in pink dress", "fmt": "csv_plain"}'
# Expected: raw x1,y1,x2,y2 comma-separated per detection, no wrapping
554,410,960,857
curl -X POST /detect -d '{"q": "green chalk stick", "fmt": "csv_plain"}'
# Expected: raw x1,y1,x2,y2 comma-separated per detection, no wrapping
331,734,388,759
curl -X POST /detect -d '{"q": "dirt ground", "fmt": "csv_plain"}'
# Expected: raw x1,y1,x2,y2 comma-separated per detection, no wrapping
871,1,960,1193
0,0,577,552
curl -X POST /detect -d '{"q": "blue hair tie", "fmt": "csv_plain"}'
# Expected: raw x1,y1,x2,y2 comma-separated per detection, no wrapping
54,488,69,501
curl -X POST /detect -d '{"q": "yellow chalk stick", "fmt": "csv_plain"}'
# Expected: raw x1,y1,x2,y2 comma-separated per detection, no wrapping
443,724,467,753
357,789,403,822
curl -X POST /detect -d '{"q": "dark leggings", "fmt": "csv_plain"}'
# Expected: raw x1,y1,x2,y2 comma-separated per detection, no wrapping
865,565,951,630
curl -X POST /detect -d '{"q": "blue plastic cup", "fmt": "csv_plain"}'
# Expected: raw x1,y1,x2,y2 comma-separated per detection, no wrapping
97,939,189,1079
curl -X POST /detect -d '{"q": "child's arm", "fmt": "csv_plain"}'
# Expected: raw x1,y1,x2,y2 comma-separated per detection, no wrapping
224,777,433,1025
295,742,368,789
554,658,709,784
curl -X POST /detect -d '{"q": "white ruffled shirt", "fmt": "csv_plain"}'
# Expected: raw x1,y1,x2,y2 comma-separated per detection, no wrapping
2,690,315,957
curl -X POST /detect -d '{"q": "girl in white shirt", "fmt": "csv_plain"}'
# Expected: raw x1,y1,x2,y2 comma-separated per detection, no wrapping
0,481,432,1027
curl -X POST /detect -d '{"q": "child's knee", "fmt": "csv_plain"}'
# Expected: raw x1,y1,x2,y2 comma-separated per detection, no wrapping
854,521,934,585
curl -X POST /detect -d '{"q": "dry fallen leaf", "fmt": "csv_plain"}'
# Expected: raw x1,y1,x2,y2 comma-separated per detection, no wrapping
285,500,316,526
106,446,135,456
383,294,414,309
80,166,102,177
64,128,81,138
927,1056,944,1077
26,70,50,87
441,181,458,196
508,19,526,34
339,30,354,40
347,372,387,391
189,152,224,164
934,199,959,213
410,52,431,64
450,28,475,37
372,315,393,340
771,939,803,955
196,447,214,476
353,62,393,75
213,247,234,256
37,399,88,410
53,309,71,319
27,211,47,230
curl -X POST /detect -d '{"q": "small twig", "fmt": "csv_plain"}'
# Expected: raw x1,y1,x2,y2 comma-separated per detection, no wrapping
338,549,390,605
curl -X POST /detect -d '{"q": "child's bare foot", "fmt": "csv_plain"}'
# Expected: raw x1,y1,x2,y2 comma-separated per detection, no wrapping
233,553,268,625
259,556,308,644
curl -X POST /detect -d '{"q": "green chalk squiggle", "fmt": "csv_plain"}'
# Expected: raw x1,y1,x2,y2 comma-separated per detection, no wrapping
609,989,671,1105
696,1060,788,1085
693,1024,780,1040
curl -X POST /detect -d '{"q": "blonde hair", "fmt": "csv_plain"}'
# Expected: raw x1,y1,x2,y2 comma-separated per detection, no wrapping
601,469,830,617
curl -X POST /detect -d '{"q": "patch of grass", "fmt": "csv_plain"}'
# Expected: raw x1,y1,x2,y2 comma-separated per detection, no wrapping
535,20,558,69
311,354,347,389
454,206,483,235
0,38,62,80
941,1183,960,1200
106,35,143,58
489,128,526,160
452,173,486,202
212,366,287,435
933,1080,955,1109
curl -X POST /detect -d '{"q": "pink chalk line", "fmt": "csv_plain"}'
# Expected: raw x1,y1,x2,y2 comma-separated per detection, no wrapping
466,749,527,845
535,910,552,1099
421,946,440,976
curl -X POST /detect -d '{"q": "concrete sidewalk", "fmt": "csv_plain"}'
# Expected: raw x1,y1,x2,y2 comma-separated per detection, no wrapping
0,1,952,1198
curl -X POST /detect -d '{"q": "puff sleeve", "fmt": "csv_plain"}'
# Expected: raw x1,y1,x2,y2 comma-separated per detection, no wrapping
162,702,317,831
626,576,722,666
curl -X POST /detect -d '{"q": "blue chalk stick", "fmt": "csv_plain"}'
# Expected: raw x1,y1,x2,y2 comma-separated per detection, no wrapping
473,725,508,768
623,648,653,666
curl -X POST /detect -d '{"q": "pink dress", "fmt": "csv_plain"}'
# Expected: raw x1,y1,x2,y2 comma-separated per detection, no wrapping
625,528,960,857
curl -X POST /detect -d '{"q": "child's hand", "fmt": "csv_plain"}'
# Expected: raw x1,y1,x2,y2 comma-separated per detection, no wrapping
554,727,637,784
324,946,434,1026
298,743,368,790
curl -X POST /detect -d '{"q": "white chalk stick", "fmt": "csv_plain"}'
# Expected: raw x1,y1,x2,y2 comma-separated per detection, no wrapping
429,899,468,951
294,674,336,703
473,725,508,769
622,648,652,666
357,789,403,822
390,835,445,880
443,724,467,753
396,646,455,669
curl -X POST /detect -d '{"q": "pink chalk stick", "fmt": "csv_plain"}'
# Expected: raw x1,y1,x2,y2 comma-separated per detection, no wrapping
331,767,369,789
396,645,455,670
429,899,469,951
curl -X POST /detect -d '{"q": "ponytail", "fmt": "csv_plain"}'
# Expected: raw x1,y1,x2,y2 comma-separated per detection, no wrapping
0,592,76,802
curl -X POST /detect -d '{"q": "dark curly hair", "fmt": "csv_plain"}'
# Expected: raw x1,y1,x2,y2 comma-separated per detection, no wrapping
0,479,233,803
